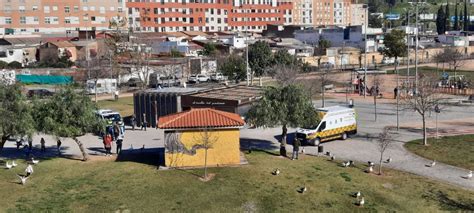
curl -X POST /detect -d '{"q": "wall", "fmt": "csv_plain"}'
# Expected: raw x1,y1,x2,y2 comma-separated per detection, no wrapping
164,129,241,168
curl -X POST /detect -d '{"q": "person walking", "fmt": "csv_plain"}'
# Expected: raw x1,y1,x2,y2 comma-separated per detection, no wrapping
113,123,120,141
57,139,62,155
103,134,113,156
27,137,33,151
40,138,46,152
116,134,123,154
131,115,136,131
394,87,398,99
114,90,119,101
141,114,147,131
292,138,301,160
16,139,22,150
25,164,34,177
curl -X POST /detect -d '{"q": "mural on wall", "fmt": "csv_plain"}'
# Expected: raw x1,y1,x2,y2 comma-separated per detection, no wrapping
165,132,204,155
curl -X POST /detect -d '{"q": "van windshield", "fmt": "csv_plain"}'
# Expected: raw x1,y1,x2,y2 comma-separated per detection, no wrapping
302,122,320,130
103,114,121,122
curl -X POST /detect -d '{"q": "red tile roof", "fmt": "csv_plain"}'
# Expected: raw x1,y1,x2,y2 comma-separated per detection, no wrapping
158,108,245,129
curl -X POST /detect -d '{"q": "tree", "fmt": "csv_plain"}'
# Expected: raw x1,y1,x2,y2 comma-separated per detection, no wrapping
248,41,273,85
377,128,394,175
7,61,22,69
0,84,34,153
246,85,319,157
273,49,297,67
273,64,300,86
194,128,218,180
444,48,465,78
126,40,153,89
437,6,447,35
32,87,102,161
382,29,407,127
317,39,331,55
319,68,330,108
454,1,459,31
218,54,247,82
403,75,444,146
446,1,451,31
369,14,383,28
200,43,217,57
464,0,469,31
170,48,183,58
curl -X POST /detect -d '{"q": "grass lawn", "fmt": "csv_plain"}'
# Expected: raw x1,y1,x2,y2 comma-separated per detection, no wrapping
405,135,474,170
97,96,134,117
1,152,473,212
387,66,474,82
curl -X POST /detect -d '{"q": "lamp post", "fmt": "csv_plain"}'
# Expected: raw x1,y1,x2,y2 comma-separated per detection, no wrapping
435,104,440,139
363,4,368,98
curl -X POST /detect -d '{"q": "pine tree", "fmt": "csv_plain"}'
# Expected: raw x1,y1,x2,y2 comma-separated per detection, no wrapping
446,1,451,31
454,1,459,30
464,0,469,31
437,6,447,35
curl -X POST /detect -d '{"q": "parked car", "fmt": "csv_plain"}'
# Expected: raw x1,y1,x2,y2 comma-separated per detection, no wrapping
210,73,227,81
319,62,334,69
27,89,54,98
127,78,142,87
188,74,209,83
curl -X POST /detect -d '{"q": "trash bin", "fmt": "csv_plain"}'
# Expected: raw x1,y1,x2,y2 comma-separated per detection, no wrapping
318,145,324,154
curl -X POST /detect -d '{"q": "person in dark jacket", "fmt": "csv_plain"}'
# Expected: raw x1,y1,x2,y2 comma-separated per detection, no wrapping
292,138,301,160
40,137,46,152
116,134,123,154
57,139,62,155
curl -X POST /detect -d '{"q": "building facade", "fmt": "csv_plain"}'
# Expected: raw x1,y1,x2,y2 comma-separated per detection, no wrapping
350,3,367,26
0,0,126,35
312,0,352,26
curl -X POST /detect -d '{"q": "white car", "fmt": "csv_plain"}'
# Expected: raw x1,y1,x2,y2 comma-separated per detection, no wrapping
188,74,209,83
210,73,227,81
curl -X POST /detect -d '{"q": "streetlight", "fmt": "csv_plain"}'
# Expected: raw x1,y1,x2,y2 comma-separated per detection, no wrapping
435,104,440,139
363,4,368,98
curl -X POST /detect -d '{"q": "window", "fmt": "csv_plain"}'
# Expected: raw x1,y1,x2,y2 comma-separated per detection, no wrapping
5,17,12,24
117,7,123,13
34,29,39,32
52,6,58,11
74,6,79,12
83,6,88,11
33,17,39,22
45,17,51,24
19,6,25,12
90,6,95,11
32,6,38,11
110,7,115,12
21,29,26,32
44,6,50,13
100,7,105,13
65,6,70,13
65,17,71,23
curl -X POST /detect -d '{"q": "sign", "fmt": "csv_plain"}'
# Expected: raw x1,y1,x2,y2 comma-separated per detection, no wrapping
192,101,226,106
385,14,400,20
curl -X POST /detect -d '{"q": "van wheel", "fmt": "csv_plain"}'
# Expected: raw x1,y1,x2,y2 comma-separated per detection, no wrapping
342,132,348,140
312,138,321,146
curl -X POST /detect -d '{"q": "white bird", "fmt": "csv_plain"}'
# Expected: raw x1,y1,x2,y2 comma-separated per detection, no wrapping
301,147,305,154
355,191,361,198
5,161,12,169
341,161,350,167
31,158,39,165
326,152,331,156
358,197,365,207
349,160,355,166
466,171,472,179
272,168,280,176
11,160,17,167
368,161,375,167
17,175,29,185
366,166,373,173
385,157,392,163
299,186,307,193
427,160,436,167
331,155,336,161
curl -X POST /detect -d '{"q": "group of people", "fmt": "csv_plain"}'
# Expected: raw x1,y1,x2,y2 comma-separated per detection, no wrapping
15,136,62,157
103,122,125,156
130,114,148,131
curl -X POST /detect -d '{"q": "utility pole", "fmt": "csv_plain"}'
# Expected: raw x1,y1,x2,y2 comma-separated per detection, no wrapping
407,9,411,82
363,4,368,98
415,1,419,94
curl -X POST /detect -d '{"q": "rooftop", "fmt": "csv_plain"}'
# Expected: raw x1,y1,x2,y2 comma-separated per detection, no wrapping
189,85,263,104
158,108,245,129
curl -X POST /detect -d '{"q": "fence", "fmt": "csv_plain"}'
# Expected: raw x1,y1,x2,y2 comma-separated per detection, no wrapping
436,88,474,96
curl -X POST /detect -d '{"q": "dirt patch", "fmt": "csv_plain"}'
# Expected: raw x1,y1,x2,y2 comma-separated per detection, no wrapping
199,173,216,182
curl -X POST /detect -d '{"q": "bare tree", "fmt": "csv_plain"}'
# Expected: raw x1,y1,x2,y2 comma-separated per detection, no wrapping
273,64,300,86
403,74,444,146
319,67,331,108
377,128,394,175
444,48,465,78
126,39,154,89
372,74,384,121
194,128,219,180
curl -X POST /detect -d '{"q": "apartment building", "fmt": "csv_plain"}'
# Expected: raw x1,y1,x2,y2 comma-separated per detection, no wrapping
126,0,293,33
0,0,126,35
350,3,367,26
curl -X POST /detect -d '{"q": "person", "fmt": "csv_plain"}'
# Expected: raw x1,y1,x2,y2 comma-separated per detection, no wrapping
57,139,62,155
292,138,301,160
28,137,33,151
394,87,398,99
23,145,30,158
103,134,113,156
25,164,34,177
113,123,120,141
118,121,125,134
16,139,22,150
131,115,136,131
116,134,123,154
114,90,119,101
141,114,147,131
40,138,46,152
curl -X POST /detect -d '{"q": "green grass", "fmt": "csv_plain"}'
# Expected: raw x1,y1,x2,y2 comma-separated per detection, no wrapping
97,96,134,117
387,66,474,82
1,152,473,212
405,134,474,170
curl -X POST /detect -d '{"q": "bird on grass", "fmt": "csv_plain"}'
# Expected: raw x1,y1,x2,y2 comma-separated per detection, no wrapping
341,161,350,167
349,160,355,167
5,161,13,169
31,158,39,165
298,186,307,194
354,191,361,198
466,171,472,179
330,155,336,161
357,197,365,207
365,166,374,173
301,147,305,154
326,152,331,156
426,160,436,167
385,157,392,163
17,175,29,185
272,168,280,176
368,161,375,167
12,160,17,167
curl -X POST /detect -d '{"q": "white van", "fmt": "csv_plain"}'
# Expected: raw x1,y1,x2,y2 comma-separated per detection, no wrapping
86,79,117,94
296,105,357,146
95,109,124,129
